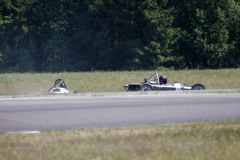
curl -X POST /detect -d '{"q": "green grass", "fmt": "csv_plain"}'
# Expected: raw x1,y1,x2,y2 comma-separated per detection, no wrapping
1,70,239,159
0,69,240,95
0,122,240,160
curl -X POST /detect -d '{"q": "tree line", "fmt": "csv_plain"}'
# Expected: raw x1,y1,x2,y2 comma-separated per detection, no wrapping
0,0,239,72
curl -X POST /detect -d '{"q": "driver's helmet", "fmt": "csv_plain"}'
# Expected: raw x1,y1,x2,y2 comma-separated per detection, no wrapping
59,82,66,88
159,75,167,85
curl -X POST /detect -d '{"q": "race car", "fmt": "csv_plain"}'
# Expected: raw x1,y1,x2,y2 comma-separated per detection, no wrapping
123,73,205,91
48,79,78,94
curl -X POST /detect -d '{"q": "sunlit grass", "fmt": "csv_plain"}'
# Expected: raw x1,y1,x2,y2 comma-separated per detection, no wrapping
0,122,240,160
0,69,240,95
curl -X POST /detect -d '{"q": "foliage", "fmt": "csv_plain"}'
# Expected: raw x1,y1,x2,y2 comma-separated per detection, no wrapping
171,0,240,69
0,0,240,72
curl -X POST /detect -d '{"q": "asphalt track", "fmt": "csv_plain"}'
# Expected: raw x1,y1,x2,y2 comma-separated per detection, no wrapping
0,93,240,133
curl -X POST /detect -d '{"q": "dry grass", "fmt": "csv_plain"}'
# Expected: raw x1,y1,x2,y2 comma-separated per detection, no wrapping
0,122,240,160
0,69,240,95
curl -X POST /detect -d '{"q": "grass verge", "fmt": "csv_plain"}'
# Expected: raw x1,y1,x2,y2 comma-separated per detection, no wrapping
0,122,240,160
0,69,240,95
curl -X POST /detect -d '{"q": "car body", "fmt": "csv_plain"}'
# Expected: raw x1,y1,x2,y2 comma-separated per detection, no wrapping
48,87,70,94
124,73,205,91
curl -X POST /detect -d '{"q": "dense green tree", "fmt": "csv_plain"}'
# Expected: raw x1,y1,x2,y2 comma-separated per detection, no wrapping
71,0,179,70
0,0,239,72
172,0,240,69
0,0,34,71
25,0,74,72
139,0,180,69
225,0,240,68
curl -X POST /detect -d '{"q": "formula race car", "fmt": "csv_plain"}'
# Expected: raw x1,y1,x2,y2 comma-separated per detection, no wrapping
48,79,78,94
124,73,205,91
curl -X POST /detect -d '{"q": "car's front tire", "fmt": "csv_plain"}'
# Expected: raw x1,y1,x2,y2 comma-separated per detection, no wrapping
141,85,153,91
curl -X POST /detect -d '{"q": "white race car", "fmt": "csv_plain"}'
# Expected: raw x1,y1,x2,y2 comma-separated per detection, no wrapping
124,73,205,91
48,79,78,94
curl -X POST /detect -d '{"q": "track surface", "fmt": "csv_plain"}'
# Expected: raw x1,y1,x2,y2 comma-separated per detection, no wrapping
1,93,240,133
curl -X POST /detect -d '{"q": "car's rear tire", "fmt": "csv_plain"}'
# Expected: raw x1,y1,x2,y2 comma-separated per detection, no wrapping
191,83,205,90
141,85,153,91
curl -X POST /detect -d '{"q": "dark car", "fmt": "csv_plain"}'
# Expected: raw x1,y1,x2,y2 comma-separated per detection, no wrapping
124,73,205,91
